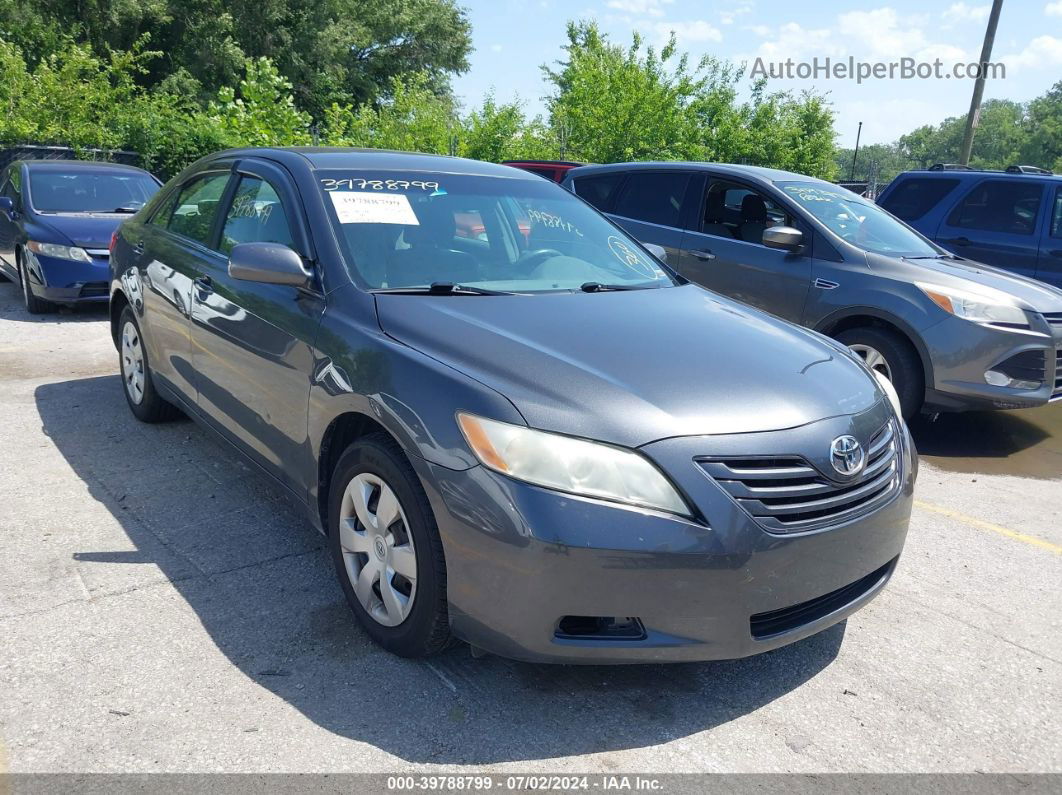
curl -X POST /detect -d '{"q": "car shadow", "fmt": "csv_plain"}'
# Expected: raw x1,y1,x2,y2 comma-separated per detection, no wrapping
909,407,1062,479
36,374,846,764
0,281,110,324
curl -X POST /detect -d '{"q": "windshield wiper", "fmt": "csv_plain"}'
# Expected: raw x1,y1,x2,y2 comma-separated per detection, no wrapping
372,282,515,296
580,282,659,292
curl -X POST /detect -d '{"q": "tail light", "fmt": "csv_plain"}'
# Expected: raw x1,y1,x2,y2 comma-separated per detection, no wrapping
109,230,119,253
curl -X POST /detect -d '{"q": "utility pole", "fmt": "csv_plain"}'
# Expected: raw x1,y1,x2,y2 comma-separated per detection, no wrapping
959,0,1004,165
849,121,862,182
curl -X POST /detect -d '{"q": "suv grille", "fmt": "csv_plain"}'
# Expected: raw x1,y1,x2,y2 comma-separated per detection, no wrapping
699,421,901,533
1044,311,1062,328
1053,348,1062,402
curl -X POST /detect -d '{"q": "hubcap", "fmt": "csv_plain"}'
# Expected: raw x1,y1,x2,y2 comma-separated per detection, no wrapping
121,321,146,405
849,344,893,382
338,473,417,627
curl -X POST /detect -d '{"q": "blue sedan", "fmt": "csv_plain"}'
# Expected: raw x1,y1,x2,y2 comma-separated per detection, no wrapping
0,159,160,313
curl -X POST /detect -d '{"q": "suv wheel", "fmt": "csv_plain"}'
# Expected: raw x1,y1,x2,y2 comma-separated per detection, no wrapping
328,433,451,657
119,307,179,422
19,255,52,315
835,327,923,420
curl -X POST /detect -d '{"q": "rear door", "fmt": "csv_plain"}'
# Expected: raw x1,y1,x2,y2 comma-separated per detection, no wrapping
935,178,1046,278
676,176,812,322
605,170,694,262
189,160,324,495
1037,185,1062,288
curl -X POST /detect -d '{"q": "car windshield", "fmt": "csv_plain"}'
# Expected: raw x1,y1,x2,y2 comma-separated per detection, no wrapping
318,170,676,293
28,170,159,213
780,181,940,257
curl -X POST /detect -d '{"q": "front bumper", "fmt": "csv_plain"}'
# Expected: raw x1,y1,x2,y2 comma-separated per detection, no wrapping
920,314,1062,411
24,250,110,304
416,403,915,664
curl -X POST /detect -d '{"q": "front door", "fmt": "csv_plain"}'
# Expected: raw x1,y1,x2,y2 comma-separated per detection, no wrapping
189,163,324,495
676,177,811,322
1036,186,1062,288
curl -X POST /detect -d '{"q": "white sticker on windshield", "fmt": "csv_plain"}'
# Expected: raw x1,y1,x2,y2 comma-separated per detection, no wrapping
329,191,420,225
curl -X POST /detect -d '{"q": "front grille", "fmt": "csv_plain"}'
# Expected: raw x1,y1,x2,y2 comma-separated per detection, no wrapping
1053,348,1062,402
78,281,108,298
699,421,901,533
1043,311,1062,328
750,557,896,639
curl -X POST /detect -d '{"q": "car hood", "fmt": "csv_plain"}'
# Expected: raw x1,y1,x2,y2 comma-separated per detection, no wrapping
376,284,883,448
32,212,128,249
876,252,1062,312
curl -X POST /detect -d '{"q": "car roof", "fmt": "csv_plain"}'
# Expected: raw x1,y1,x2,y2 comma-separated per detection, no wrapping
16,159,152,175
893,168,1061,182
208,147,542,180
564,161,832,186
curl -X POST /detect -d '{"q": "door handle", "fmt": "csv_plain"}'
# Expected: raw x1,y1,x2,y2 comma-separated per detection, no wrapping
133,240,145,254
944,236,972,246
690,249,716,261
194,276,213,295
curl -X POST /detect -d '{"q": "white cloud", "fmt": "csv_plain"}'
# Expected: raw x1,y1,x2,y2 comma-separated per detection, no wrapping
650,19,723,48
605,0,673,17
1001,35,1062,70
941,3,989,24
490,43,503,53
1046,2,1062,18
720,3,754,25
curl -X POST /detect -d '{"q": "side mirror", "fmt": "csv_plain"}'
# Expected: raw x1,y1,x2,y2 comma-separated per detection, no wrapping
0,196,14,215
642,242,667,264
228,242,312,287
762,226,803,251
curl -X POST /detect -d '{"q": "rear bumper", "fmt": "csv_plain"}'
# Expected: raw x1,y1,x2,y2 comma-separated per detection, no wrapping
415,415,915,664
24,250,109,304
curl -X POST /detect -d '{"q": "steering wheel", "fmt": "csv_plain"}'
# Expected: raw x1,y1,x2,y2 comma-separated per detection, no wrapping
518,248,563,271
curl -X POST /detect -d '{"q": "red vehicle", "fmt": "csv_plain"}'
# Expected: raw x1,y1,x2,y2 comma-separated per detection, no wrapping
502,160,584,183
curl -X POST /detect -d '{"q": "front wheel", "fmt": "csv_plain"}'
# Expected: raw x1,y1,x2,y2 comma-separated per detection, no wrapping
19,257,52,315
118,307,179,422
328,433,451,657
835,326,924,420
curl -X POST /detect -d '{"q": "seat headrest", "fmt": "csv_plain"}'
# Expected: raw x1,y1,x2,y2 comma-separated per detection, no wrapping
740,193,767,223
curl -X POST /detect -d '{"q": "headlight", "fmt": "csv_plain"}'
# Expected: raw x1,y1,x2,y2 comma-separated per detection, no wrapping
917,282,1029,329
27,240,92,263
873,371,903,419
457,413,691,516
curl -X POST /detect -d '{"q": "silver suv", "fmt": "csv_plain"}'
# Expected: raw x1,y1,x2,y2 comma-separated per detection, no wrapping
563,162,1062,419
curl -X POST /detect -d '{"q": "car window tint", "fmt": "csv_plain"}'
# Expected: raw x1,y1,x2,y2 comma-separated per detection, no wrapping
167,173,230,247
879,178,958,221
612,172,690,227
1051,188,1062,239
573,174,624,211
703,179,791,244
220,177,295,256
149,189,179,228
947,179,1043,235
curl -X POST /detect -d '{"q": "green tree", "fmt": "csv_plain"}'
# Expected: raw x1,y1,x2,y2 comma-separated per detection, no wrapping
208,57,312,147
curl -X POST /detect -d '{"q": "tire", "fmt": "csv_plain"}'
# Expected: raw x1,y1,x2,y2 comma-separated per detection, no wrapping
19,255,52,315
835,326,924,420
328,432,451,657
118,306,179,423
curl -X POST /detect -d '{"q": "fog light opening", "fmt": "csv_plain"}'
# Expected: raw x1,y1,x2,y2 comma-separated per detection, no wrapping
555,615,646,640
984,370,1040,390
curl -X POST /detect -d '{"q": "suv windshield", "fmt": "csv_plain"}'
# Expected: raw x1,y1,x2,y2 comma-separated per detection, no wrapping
780,182,940,257
318,170,676,293
28,170,159,213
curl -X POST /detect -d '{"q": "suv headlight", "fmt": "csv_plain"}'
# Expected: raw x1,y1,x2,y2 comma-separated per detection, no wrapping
917,282,1029,329
28,240,92,263
457,413,691,516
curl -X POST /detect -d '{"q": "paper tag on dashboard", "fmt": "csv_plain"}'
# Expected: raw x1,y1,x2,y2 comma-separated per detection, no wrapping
329,191,420,225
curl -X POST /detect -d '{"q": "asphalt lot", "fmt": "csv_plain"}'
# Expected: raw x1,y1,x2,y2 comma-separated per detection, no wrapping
0,279,1059,774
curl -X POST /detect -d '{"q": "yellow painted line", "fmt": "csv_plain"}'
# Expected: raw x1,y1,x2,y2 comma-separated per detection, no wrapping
914,499,1062,556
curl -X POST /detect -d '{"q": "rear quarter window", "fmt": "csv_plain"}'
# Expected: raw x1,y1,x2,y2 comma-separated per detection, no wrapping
572,173,624,211
611,172,690,227
879,178,958,221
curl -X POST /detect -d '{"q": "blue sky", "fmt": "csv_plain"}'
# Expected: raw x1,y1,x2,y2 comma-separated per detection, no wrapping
451,0,1062,147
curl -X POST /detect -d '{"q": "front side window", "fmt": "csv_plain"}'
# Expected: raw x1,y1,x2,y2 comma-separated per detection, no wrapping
27,170,158,213
220,177,295,255
947,179,1043,235
879,177,958,221
701,179,792,244
781,181,939,257
1050,188,1062,239
611,172,690,228
318,171,677,292
166,173,231,247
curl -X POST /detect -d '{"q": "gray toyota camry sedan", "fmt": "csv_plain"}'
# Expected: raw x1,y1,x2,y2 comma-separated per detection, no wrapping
109,148,915,663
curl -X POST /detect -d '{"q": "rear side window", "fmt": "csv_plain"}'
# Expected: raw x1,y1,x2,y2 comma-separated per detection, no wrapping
879,178,958,221
220,177,295,255
166,173,231,247
1051,188,1062,239
611,172,690,227
573,173,624,211
947,179,1043,235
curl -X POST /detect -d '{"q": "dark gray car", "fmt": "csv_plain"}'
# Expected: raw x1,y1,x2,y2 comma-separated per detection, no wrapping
562,163,1062,418
109,148,914,663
